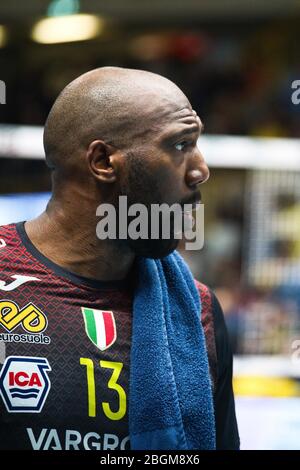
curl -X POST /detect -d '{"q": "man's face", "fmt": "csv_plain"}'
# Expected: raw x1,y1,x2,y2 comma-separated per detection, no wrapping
118,95,209,259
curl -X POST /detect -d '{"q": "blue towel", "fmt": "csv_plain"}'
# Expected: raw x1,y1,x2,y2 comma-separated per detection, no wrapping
129,251,216,450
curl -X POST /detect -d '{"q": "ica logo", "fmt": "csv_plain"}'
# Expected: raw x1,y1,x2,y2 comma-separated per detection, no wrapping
0,356,51,412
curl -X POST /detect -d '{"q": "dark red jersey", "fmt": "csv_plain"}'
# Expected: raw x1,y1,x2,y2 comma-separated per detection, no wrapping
0,222,239,450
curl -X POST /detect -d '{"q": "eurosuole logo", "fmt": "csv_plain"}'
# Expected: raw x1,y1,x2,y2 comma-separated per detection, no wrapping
0,300,51,345
82,308,117,351
0,356,51,412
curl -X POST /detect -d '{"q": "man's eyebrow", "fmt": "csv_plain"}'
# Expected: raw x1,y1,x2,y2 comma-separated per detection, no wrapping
166,123,204,140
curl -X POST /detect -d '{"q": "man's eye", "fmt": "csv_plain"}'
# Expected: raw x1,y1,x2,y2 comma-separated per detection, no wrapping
174,141,188,151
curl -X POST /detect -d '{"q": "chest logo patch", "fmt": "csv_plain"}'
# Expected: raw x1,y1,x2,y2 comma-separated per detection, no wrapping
81,308,117,351
0,274,40,292
0,356,51,412
0,300,47,334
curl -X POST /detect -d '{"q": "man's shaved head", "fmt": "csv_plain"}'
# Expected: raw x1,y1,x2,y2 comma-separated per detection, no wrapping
44,66,189,173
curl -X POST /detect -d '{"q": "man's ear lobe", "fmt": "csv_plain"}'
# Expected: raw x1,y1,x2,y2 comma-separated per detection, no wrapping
86,140,117,183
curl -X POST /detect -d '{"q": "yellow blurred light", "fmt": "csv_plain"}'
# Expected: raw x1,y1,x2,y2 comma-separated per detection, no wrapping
31,14,103,44
0,25,8,48
233,376,300,397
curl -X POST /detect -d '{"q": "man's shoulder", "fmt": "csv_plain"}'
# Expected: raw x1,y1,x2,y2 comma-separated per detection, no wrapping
194,279,227,345
0,223,19,250
194,279,218,388
194,279,218,333
0,223,23,265
194,279,213,315
0,222,16,233
194,279,215,332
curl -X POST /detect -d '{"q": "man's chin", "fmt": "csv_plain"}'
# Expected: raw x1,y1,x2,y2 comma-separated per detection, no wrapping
127,238,179,259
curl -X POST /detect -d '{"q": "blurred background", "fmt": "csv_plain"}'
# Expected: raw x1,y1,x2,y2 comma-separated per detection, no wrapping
0,0,300,449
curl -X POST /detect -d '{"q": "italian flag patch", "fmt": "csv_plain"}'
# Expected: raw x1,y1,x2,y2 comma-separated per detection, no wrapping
81,308,117,351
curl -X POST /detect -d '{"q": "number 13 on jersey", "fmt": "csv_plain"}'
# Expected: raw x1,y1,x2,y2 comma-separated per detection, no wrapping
80,358,126,421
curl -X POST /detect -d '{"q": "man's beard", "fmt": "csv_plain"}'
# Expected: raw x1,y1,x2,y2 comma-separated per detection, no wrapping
126,223,179,259
118,157,180,259
128,239,179,259
115,201,180,259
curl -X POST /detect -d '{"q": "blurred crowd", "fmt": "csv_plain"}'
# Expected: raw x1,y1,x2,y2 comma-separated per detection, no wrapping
1,18,300,138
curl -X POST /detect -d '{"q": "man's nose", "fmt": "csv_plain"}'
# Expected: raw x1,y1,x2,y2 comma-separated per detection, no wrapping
185,150,210,189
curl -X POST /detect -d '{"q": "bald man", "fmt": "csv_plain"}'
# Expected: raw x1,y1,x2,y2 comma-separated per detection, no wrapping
0,67,239,451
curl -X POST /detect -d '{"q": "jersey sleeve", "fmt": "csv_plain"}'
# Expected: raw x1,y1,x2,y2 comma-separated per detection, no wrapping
210,290,240,450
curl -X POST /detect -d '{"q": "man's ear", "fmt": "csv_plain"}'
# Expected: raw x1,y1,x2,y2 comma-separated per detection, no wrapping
86,140,118,183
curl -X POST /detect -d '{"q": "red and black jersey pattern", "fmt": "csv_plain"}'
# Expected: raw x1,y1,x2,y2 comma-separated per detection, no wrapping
0,223,218,451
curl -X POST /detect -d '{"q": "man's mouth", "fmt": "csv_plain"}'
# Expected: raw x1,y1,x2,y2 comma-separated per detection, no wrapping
180,191,202,211
172,192,202,235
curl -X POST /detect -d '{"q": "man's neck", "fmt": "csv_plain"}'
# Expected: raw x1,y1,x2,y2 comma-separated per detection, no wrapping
24,207,135,282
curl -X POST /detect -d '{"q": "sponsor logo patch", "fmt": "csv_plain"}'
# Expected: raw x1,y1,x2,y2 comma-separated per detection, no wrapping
0,300,47,333
0,300,51,345
0,274,40,292
26,427,130,450
0,356,51,412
